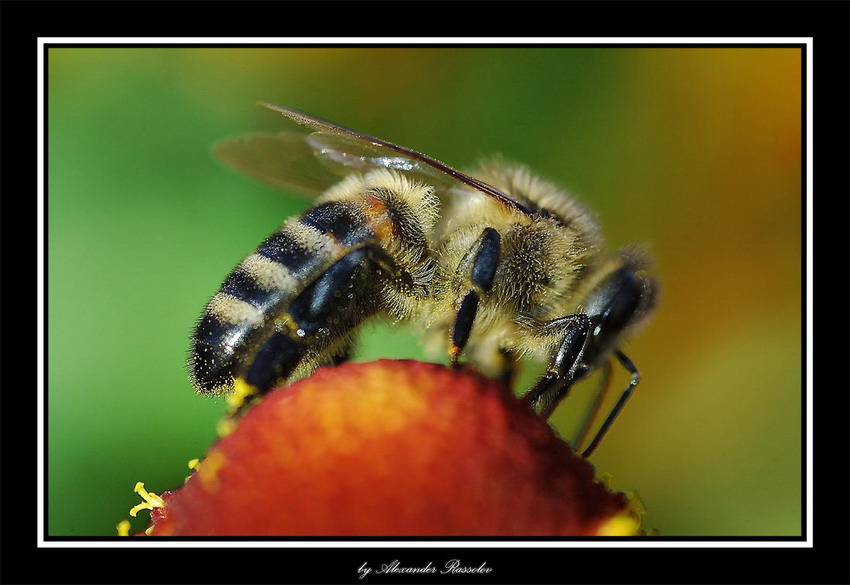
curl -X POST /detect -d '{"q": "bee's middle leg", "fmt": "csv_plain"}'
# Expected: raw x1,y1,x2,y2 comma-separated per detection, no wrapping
449,227,501,365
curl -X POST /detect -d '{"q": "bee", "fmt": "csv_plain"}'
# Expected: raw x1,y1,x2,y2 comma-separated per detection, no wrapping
189,102,656,457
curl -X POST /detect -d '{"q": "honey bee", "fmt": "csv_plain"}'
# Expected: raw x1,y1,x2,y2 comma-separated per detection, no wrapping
189,102,656,456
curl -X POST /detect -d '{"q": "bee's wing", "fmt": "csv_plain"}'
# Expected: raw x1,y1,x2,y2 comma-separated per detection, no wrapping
214,130,465,199
213,132,341,198
216,130,470,201
235,102,537,215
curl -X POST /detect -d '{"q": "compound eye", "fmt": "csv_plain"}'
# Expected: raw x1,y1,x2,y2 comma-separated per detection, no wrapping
584,266,654,345
599,268,643,333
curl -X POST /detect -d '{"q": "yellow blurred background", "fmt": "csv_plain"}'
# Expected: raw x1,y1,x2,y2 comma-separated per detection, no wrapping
47,46,803,537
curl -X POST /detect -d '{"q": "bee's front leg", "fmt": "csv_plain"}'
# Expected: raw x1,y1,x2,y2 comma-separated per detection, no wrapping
448,227,501,365
522,314,591,419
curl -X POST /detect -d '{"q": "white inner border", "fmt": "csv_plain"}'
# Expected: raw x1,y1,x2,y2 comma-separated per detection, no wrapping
37,37,814,549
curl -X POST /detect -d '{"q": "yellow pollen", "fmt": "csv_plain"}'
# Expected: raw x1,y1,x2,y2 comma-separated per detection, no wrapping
197,449,227,492
226,378,259,415
184,458,201,483
593,475,649,536
116,519,131,536
273,312,302,339
596,512,641,536
216,417,238,437
129,481,165,518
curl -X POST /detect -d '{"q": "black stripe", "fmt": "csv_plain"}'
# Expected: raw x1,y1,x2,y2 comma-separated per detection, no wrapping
219,268,274,309
255,230,317,278
189,312,244,393
300,202,374,247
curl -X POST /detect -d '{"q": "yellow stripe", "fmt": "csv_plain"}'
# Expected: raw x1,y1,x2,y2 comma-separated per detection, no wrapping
240,253,298,291
283,217,342,256
207,293,263,326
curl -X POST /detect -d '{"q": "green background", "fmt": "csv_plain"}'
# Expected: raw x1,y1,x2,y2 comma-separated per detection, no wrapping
47,47,803,537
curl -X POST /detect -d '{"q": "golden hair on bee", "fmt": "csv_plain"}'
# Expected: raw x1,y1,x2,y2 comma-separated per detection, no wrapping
325,169,443,322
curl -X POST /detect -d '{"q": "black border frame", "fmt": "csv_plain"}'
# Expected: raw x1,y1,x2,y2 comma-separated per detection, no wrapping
3,1,847,583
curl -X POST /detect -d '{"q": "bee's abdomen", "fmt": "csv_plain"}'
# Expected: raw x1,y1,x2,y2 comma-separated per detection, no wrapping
189,201,377,394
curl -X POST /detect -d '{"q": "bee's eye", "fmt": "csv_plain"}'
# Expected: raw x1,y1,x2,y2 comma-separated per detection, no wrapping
583,266,653,346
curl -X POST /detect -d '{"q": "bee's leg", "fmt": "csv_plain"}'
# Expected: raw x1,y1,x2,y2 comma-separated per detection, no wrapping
230,245,391,417
449,227,501,366
572,357,613,450
579,349,640,458
522,314,591,419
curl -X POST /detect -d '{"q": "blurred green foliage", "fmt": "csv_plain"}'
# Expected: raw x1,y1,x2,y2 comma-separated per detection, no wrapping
47,47,802,537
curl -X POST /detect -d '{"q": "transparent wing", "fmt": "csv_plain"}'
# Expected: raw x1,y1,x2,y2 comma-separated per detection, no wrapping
214,101,537,215
214,131,461,198
213,132,342,198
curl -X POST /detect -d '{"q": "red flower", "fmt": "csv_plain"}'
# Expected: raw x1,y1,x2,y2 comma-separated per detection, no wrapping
131,360,641,536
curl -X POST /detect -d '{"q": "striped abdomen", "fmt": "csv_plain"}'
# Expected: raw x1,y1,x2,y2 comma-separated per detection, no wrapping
188,171,440,395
